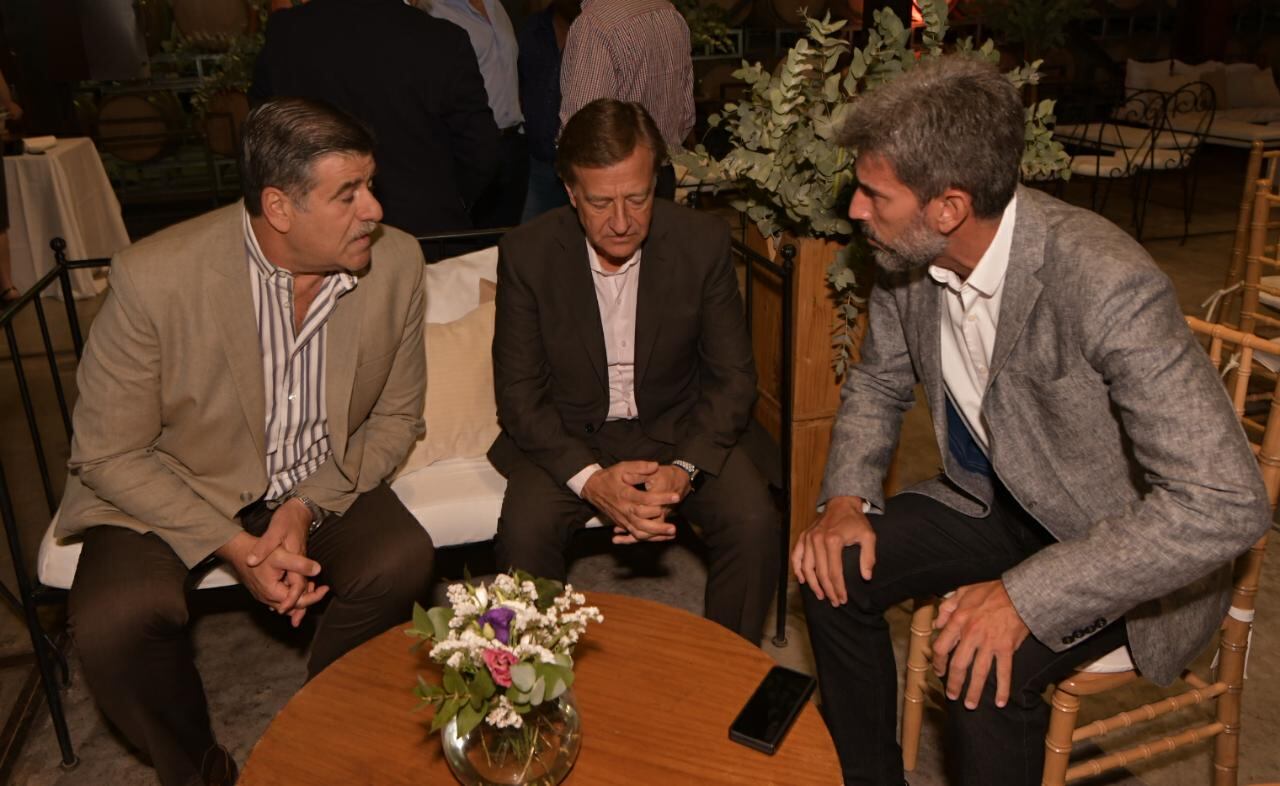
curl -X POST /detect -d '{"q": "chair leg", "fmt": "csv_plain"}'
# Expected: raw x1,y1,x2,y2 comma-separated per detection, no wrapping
901,598,935,772
1212,615,1252,786
1042,685,1080,786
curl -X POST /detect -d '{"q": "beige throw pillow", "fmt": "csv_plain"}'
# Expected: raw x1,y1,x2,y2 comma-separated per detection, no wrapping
396,300,498,477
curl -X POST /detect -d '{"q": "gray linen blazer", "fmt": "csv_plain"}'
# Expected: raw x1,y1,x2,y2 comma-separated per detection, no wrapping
57,203,427,568
821,186,1271,685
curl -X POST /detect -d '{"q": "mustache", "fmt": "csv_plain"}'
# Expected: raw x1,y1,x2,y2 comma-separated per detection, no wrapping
351,221,378,241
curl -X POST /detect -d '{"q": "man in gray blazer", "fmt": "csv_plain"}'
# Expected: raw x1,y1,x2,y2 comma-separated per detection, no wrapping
792,56,1270,785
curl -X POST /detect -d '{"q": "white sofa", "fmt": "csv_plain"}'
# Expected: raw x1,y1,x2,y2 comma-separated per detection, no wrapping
36,246,596,591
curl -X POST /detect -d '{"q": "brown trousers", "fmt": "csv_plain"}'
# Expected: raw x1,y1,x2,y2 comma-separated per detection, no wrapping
68,483,434,786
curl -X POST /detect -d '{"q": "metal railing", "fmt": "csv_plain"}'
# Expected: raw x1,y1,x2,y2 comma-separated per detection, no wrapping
0,238,106,774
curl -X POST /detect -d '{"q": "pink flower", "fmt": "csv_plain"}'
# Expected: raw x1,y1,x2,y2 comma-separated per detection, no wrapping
483,649,517,688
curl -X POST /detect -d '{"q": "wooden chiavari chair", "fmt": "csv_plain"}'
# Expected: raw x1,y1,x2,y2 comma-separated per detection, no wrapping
902,318,1278,786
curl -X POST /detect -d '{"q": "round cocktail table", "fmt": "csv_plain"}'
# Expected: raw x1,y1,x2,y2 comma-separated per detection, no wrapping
240,592,840,784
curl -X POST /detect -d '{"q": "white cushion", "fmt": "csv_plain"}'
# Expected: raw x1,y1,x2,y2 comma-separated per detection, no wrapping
1172,59,1224,77
1258,275,1280,311
1125,59,1173,92
423,246,499,324
391,457,603,549
1225,63,1264,109
1080,645,1136,674
1069,154,1134,178
37,510,241,591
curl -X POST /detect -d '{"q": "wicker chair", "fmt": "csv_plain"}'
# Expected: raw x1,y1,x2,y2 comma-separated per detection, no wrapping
902,318,1279,786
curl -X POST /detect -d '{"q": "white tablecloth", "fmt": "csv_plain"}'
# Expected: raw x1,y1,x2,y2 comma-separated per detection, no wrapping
5,137,129,299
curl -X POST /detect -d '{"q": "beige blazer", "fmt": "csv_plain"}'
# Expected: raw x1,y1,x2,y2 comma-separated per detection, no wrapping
57,203,427,567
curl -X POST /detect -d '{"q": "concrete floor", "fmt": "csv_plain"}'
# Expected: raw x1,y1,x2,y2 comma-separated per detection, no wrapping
1,145,1278,785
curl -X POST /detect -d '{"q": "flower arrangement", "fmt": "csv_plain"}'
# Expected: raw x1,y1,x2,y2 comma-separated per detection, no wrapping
407,571,602,782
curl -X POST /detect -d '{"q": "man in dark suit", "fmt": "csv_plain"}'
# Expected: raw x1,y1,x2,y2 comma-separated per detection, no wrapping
489,99,778,642
250,0,501,238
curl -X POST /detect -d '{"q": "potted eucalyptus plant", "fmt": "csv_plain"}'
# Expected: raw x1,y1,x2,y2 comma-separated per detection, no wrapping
675,0,1069,375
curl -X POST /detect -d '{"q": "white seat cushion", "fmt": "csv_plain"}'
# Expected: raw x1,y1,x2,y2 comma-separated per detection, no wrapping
1069,154,1134,177
391,456,602,548
38,509,240,591
423,246,499,324
1079,645,1136,674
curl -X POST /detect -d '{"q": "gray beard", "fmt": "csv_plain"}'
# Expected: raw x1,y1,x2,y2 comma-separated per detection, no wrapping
867,217,948,273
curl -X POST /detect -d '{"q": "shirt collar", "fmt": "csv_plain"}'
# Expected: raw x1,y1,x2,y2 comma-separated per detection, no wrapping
243,206,360,291
585,239,641,276
927,193,1018,298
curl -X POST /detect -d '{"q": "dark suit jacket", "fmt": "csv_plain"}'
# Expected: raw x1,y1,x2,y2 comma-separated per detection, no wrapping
249,0,501,236
489,201,757,485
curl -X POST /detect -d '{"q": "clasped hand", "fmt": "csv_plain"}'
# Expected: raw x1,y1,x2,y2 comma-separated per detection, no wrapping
582,460,688,544
217,500,329,627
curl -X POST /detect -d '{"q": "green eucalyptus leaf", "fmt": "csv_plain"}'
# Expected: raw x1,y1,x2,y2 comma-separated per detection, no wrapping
430,696,465,733
455,701,486,739
442,667,467,696
510,663,537,692
427,606,454,642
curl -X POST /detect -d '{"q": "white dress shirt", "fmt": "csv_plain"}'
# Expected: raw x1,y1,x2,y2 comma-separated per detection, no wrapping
566,241,643,496
927,194,1018,450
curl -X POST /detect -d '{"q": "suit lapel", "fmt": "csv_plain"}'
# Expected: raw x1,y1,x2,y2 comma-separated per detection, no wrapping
206,208,267,460
559,213,608,386
633,210,669,389
325,282,362,466
911,273,948,457
988,188,1046,384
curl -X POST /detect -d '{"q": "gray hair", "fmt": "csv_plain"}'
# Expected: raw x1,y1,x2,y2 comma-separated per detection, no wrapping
838,55,1023,219
239,97,376,216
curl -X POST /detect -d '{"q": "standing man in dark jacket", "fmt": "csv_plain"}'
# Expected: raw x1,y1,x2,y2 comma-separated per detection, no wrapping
251,0,501,238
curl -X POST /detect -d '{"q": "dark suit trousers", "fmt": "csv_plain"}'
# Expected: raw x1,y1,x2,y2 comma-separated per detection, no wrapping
493,420,779,642
802,485,1128,786
68,484,434,786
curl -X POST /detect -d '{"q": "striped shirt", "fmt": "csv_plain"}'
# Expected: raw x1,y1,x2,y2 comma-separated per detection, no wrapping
243,209,358,502
558,0,695,148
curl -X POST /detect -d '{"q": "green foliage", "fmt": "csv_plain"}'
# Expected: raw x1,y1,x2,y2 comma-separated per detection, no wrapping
673,0,1070,378
968,0,1091,59
673,0,736,54
163,0,269,115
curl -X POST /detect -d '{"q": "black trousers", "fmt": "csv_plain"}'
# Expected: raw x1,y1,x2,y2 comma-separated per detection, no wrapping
68,483,435,786
493,420,779,642
802,486,1129,786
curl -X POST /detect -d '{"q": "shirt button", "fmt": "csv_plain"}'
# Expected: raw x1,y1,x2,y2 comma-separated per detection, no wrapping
288,394,296,401
966,315,977,322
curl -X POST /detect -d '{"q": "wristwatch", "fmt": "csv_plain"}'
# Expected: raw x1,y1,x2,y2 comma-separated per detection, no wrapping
289,493,326,535
672,459,704,492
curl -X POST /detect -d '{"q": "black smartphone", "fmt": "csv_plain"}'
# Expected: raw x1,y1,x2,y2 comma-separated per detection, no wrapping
728,665,817,755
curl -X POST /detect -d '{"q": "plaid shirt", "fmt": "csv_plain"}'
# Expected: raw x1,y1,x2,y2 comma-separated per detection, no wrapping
558,0,695,148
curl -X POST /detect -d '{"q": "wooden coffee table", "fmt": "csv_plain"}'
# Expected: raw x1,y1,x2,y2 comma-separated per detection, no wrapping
240,592,841,785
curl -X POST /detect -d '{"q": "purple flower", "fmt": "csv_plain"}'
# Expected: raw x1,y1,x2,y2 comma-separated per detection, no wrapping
479,607,516,644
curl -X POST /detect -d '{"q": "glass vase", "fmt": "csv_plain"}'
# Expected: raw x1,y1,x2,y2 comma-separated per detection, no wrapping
440,691,582,786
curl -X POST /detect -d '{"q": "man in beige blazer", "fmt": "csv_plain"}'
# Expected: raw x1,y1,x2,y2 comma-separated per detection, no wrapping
58,98,433,786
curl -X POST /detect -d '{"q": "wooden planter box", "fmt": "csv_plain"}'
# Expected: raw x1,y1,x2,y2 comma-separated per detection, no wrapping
743,226,867,552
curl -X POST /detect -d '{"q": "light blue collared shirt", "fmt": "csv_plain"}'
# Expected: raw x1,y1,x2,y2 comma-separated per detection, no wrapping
425,0,523,130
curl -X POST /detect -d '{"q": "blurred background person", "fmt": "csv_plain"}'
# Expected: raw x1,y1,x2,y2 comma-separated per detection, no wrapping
251,0,500,240
558,0,694,201
517,0,578,221
418,0,528,228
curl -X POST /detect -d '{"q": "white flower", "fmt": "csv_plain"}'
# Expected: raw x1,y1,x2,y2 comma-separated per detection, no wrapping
474,585,489,608
485,695,522,729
